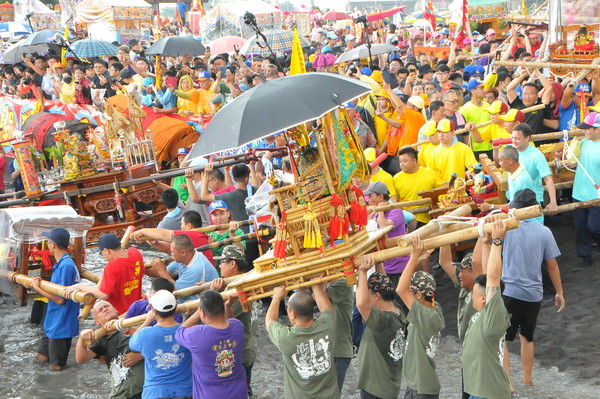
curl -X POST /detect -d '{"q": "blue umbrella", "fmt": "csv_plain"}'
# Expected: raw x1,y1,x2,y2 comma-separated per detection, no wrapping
65,39,118,58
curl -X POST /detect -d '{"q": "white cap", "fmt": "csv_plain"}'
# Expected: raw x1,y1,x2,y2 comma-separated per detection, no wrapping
149,290,177,312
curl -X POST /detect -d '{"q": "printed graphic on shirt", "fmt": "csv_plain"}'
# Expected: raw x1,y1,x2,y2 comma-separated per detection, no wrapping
109,353,131,387
152,343,185,370
389,328,405,361
498,336,505,365
123,261,142,296
426,333,441,358
292,336,332,379
215,349,235,377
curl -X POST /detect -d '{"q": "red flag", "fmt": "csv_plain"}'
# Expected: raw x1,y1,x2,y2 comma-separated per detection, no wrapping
424,0,437,32
453,0,469,44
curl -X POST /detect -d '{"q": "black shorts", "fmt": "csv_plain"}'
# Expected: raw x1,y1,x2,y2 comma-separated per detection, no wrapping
503,296,541,342
38,335,72,367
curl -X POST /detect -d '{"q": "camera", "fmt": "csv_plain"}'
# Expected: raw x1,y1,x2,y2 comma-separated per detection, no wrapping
243,12,257,26
354,15,368,25
22,76,32,85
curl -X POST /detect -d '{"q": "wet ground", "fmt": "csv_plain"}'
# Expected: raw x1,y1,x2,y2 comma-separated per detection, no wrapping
1,214,599,398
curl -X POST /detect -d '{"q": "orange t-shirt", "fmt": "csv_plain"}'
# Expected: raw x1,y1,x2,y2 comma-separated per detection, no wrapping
397,108,426,148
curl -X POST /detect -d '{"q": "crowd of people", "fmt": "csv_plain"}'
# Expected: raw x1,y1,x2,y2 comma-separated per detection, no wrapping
17,15,600,399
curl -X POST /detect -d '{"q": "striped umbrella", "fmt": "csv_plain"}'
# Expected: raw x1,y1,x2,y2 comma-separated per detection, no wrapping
65,39,118,58
240,29,310,57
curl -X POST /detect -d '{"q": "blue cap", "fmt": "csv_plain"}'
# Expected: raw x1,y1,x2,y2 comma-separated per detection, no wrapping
244,60,252,67
441,28,450,35
467,79,484,92
343,101,355,109
474,65,485,75
143,77,155,87
97,233,121,251
463,65,477,76
574,83,592,95
360,67,372,76
42,228,70,248
198,71,211,80
239,83,250,91
326,32,338,40
389,53,401,61
209,200,229,213
177,147,189,155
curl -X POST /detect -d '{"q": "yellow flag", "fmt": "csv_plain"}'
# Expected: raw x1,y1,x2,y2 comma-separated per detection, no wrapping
289,28,306,75
521,0,527,15
61,25,69,65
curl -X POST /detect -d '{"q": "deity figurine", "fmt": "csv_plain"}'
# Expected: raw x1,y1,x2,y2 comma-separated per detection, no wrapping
63,134,97,181
574,26,595,52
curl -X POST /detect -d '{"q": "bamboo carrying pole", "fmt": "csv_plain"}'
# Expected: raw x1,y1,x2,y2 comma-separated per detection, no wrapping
173,276,239,300
530,130,586,142
371,198,432,213
88,289,238,344
0,270,94,304
371,217,522,264
494,61,600,70
80,268,101,284
397,204,473,246
543,198,600,215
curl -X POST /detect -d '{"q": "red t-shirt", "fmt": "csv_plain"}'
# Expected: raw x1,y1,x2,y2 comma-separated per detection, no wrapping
99,247,145,314
173,230,215,266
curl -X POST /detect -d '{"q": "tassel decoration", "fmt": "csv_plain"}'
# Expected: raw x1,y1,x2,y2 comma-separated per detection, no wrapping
349,185,368,229
303,203,323,249
328,194,343,243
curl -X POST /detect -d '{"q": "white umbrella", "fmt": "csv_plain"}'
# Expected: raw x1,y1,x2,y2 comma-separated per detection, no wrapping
335,43,400,64
0,39,47,64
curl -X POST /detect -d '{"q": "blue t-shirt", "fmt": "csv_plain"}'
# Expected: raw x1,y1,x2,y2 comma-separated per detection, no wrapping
167,252,218,301
125,299,184,324
516,145,551,204
502,221,561,302
572,139,600,201
558,99,594,132
44,254,80,339
507,164,543,224
129,324,193,399
176,1,187,17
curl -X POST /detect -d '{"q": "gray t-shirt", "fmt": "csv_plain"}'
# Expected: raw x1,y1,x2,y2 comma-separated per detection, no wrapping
157,204,186,230
502,221,561,302
215,187,257,233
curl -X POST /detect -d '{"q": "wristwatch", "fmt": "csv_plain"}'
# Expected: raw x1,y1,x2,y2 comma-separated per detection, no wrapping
491,238,504,246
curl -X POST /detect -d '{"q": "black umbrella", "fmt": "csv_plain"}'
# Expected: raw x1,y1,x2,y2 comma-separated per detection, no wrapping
146,36,206,57
189,73,371,157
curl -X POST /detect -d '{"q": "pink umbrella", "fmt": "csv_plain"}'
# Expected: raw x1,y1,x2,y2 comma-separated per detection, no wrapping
312,53,337,68
209,36,247,54
323,11,351,20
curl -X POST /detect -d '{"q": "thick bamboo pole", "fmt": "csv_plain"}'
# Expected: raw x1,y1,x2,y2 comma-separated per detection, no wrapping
371,198,432,212
80,268,101,284
494,60,600,70
397,204,473,246
530,130,586,142
173,276,239,300
1,270,94,304
372,217,521,264
543,198,600,215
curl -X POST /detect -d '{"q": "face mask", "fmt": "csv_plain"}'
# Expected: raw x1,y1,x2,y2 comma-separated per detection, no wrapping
63,76,72,84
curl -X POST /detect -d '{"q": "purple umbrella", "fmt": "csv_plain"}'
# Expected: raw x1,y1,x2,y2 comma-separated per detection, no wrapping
312,53,337,68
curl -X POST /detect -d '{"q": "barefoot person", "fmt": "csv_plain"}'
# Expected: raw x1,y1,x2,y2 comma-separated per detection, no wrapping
501,189,565,390
76,300,144,399
462,220,511,399
396,239,445,399
31,228,80,371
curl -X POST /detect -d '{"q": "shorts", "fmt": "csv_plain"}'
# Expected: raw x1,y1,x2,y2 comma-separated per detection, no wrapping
404,386,439,399
503,296,541,342
37,335,72,367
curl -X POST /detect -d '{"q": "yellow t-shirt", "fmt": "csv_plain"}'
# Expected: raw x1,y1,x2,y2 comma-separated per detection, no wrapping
60,83,75,104
393,167,444,223
371,168,396,198
430,142,478,181
460,101,492,152
418,142,437,168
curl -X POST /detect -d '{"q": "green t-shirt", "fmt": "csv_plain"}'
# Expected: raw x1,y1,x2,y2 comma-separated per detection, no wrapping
326,278,354,358
232,296,260,367
172,175,189,203
268,310,340,399
403,300,445,395
459,100,492,152
89,331,145,399
462,291,511,399
357,306,406,399
457,287,476,345
208,229,246,259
